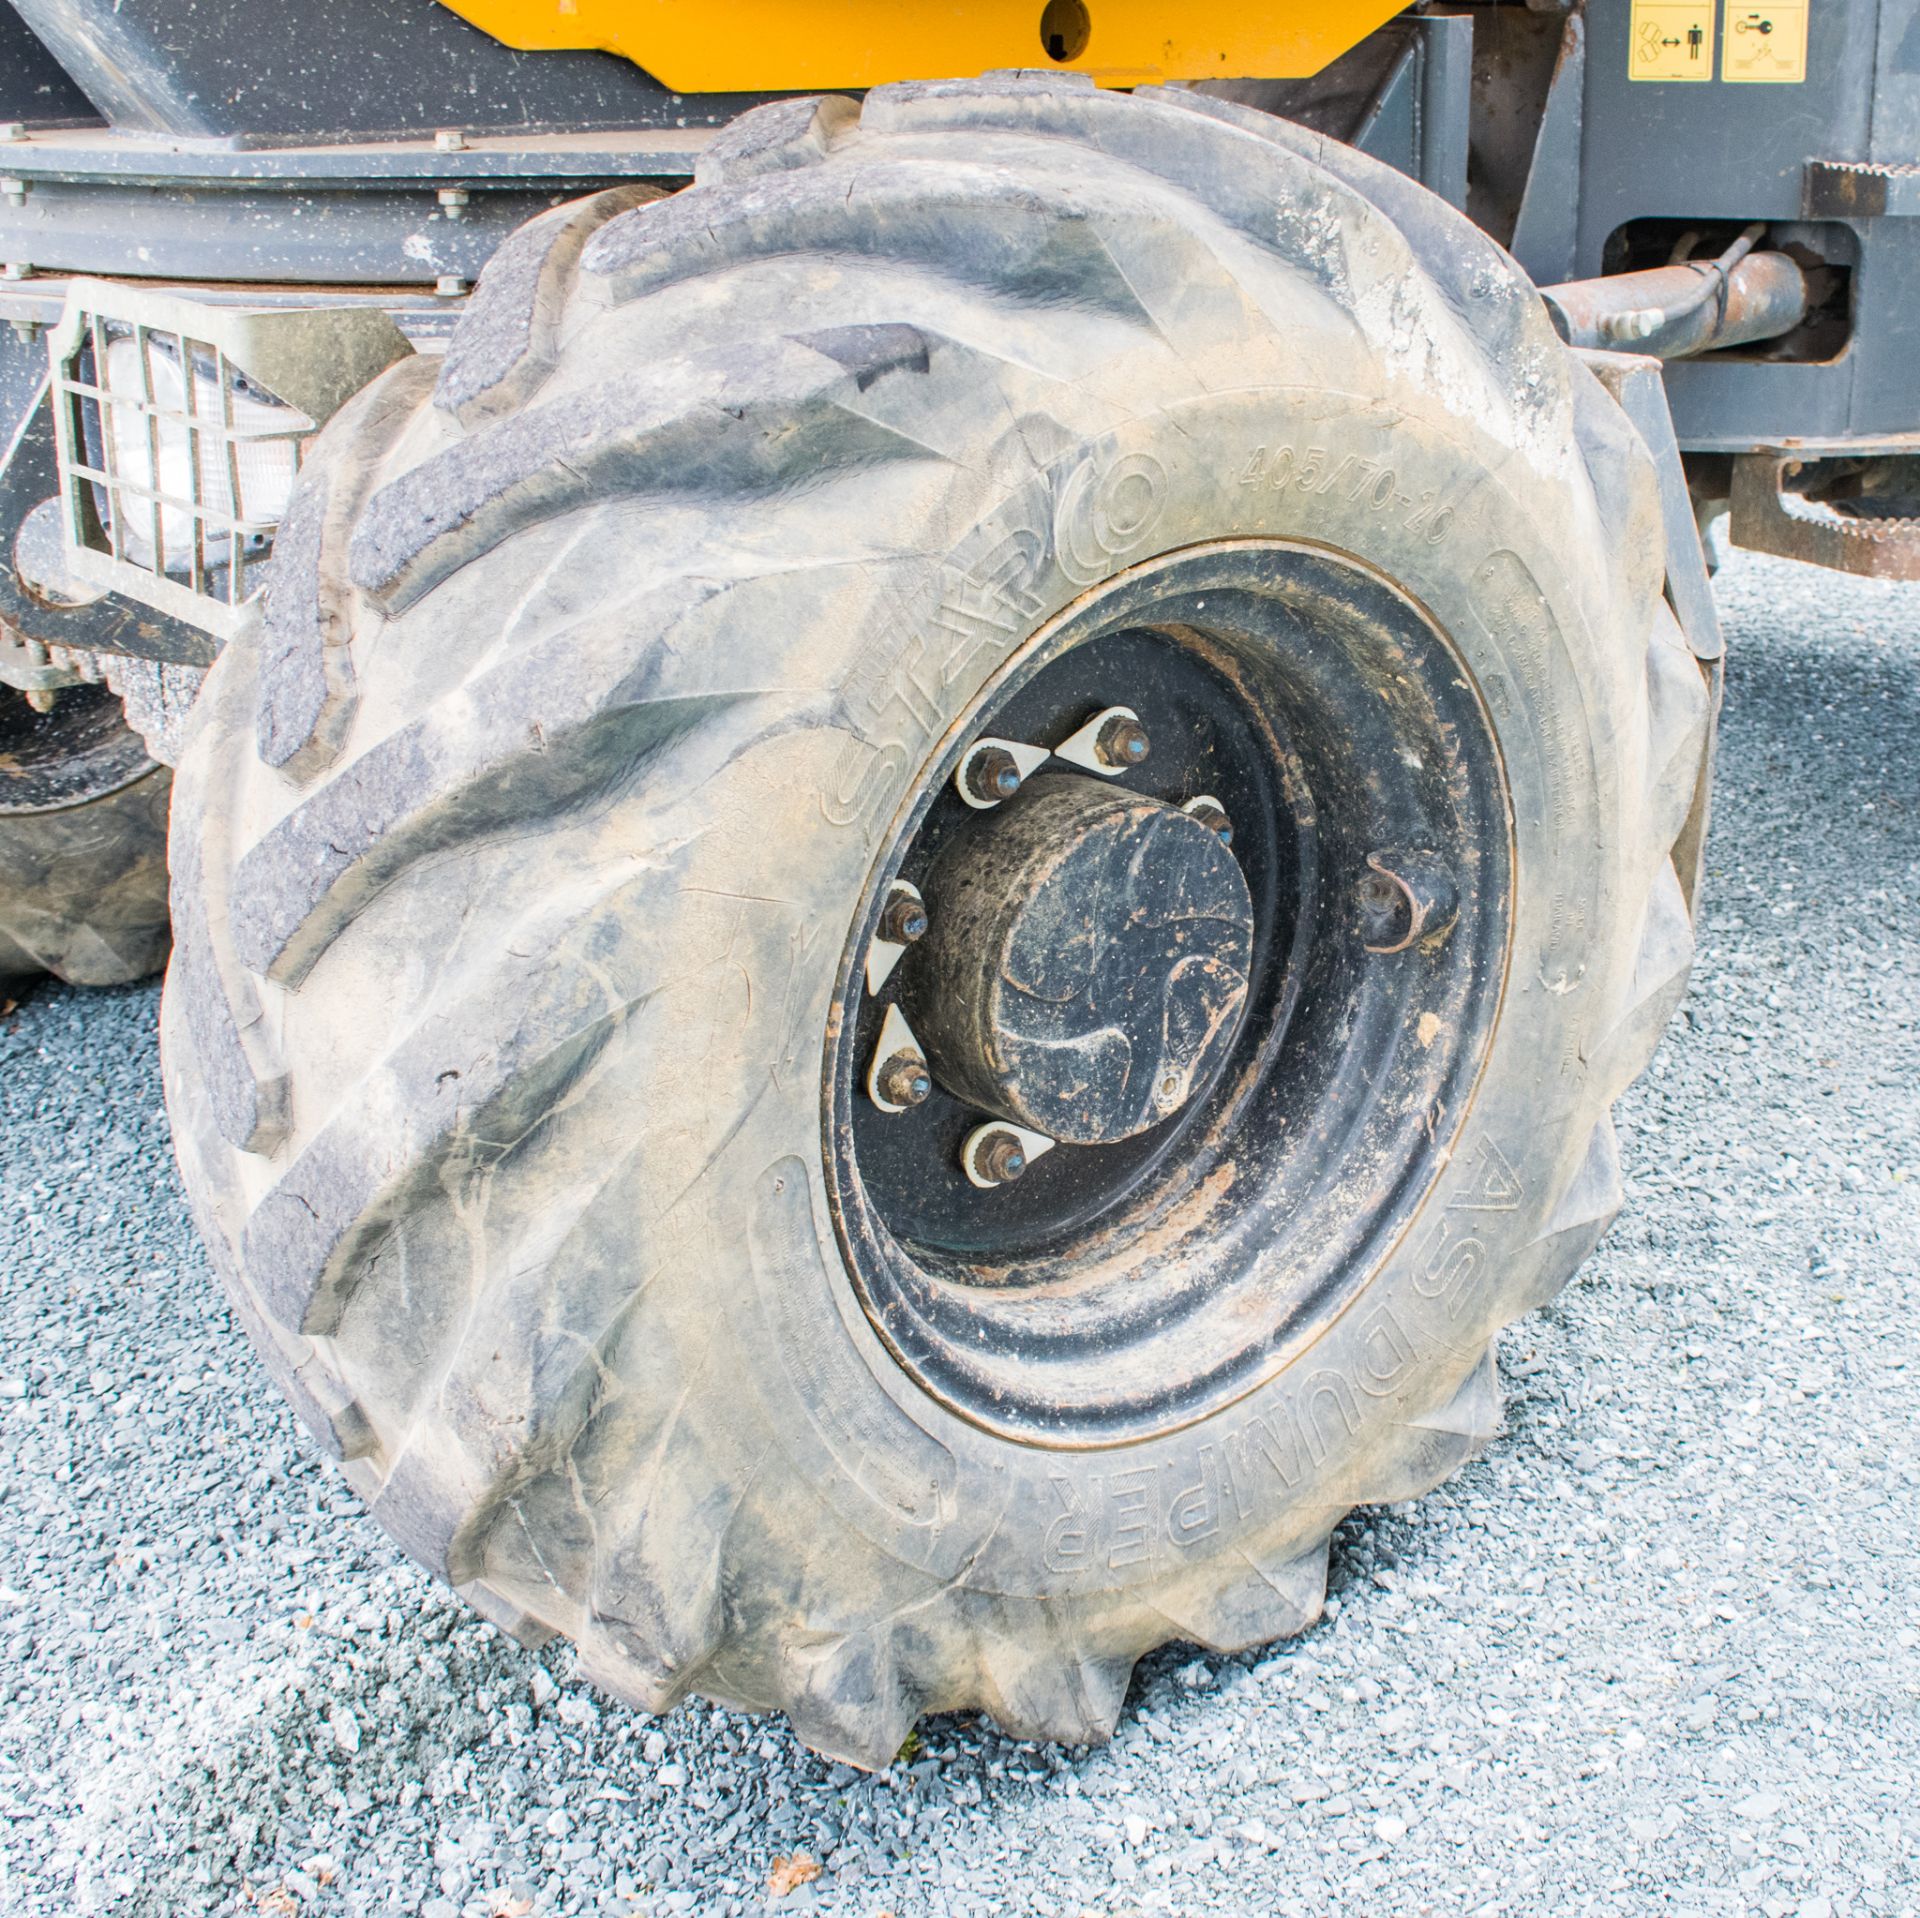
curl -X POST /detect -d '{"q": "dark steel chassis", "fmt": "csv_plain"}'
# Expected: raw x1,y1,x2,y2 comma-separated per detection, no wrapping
1,0,1917,668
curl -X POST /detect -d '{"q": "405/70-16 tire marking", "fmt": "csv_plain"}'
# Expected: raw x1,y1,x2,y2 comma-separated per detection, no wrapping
1239,443,1457,544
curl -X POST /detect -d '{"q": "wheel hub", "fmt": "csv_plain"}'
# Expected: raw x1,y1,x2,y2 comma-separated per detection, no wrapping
908,775,1254,1146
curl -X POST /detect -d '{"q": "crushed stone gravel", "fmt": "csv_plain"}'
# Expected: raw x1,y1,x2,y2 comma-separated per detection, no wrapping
0,549,1916,1918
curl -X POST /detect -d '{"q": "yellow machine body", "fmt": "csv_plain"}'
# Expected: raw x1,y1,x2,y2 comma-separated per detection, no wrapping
436,0,1403,93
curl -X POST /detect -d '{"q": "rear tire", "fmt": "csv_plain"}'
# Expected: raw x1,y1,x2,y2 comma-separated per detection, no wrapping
163,82,1713,1764
0,682,171,990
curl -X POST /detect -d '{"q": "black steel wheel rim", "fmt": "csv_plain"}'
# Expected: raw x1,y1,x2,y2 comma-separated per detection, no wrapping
0,682,151,815
824,542,1511,1446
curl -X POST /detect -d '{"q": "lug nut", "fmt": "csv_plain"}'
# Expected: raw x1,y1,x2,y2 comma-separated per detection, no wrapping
877,1051,932,1108
964,746,1025,805
865,887,927,993
969,1126,1029,1185
1094,713,1151,770
1186,799,1233,847
879,891,928,945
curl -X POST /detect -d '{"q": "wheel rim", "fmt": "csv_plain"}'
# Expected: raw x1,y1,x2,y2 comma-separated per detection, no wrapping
0,682,150,815
824,541,1512,1447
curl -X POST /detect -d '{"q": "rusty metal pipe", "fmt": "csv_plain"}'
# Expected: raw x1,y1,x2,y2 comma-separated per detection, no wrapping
1542,247,1809,360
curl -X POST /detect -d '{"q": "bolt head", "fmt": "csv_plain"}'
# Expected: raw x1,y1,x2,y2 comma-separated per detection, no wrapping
1095,714,1151,770
965,746,1024,805
878,1052,932,1108
879,892,928,944
1188,801,1232,846
970,1128,1028,1185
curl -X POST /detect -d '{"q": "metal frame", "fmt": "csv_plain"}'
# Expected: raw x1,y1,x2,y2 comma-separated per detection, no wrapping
3,0,759,142
0,128,695,288
44,279,411,639
2,0,1917,636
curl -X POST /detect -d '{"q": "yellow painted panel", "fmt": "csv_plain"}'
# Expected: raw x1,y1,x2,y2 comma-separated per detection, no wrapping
1722,0,1808,81
1628,0,1716,79
438,0,1412,93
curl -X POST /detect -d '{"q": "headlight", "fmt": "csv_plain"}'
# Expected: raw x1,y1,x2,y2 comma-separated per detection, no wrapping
94,326,313,581
48,279,414,643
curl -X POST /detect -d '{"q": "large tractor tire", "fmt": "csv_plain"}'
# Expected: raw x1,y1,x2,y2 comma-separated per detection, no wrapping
0,681,172,990
163,80,1714,1764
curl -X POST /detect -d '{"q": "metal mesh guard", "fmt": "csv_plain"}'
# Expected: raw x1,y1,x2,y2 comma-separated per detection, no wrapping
45,279,412,645
52,308,315,638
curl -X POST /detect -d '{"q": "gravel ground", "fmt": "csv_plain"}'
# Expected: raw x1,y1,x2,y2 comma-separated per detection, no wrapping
1,548,1916,1918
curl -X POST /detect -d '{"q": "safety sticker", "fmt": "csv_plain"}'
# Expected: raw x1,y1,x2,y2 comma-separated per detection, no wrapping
1723,0,1809,80
1629,0,1716,79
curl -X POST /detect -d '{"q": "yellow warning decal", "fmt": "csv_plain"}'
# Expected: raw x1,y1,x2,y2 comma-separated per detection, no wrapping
1723,0,1809,80
1630,0,1716,79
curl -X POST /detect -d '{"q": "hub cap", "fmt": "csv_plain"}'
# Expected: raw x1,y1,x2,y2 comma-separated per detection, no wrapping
909,775,1254,1146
